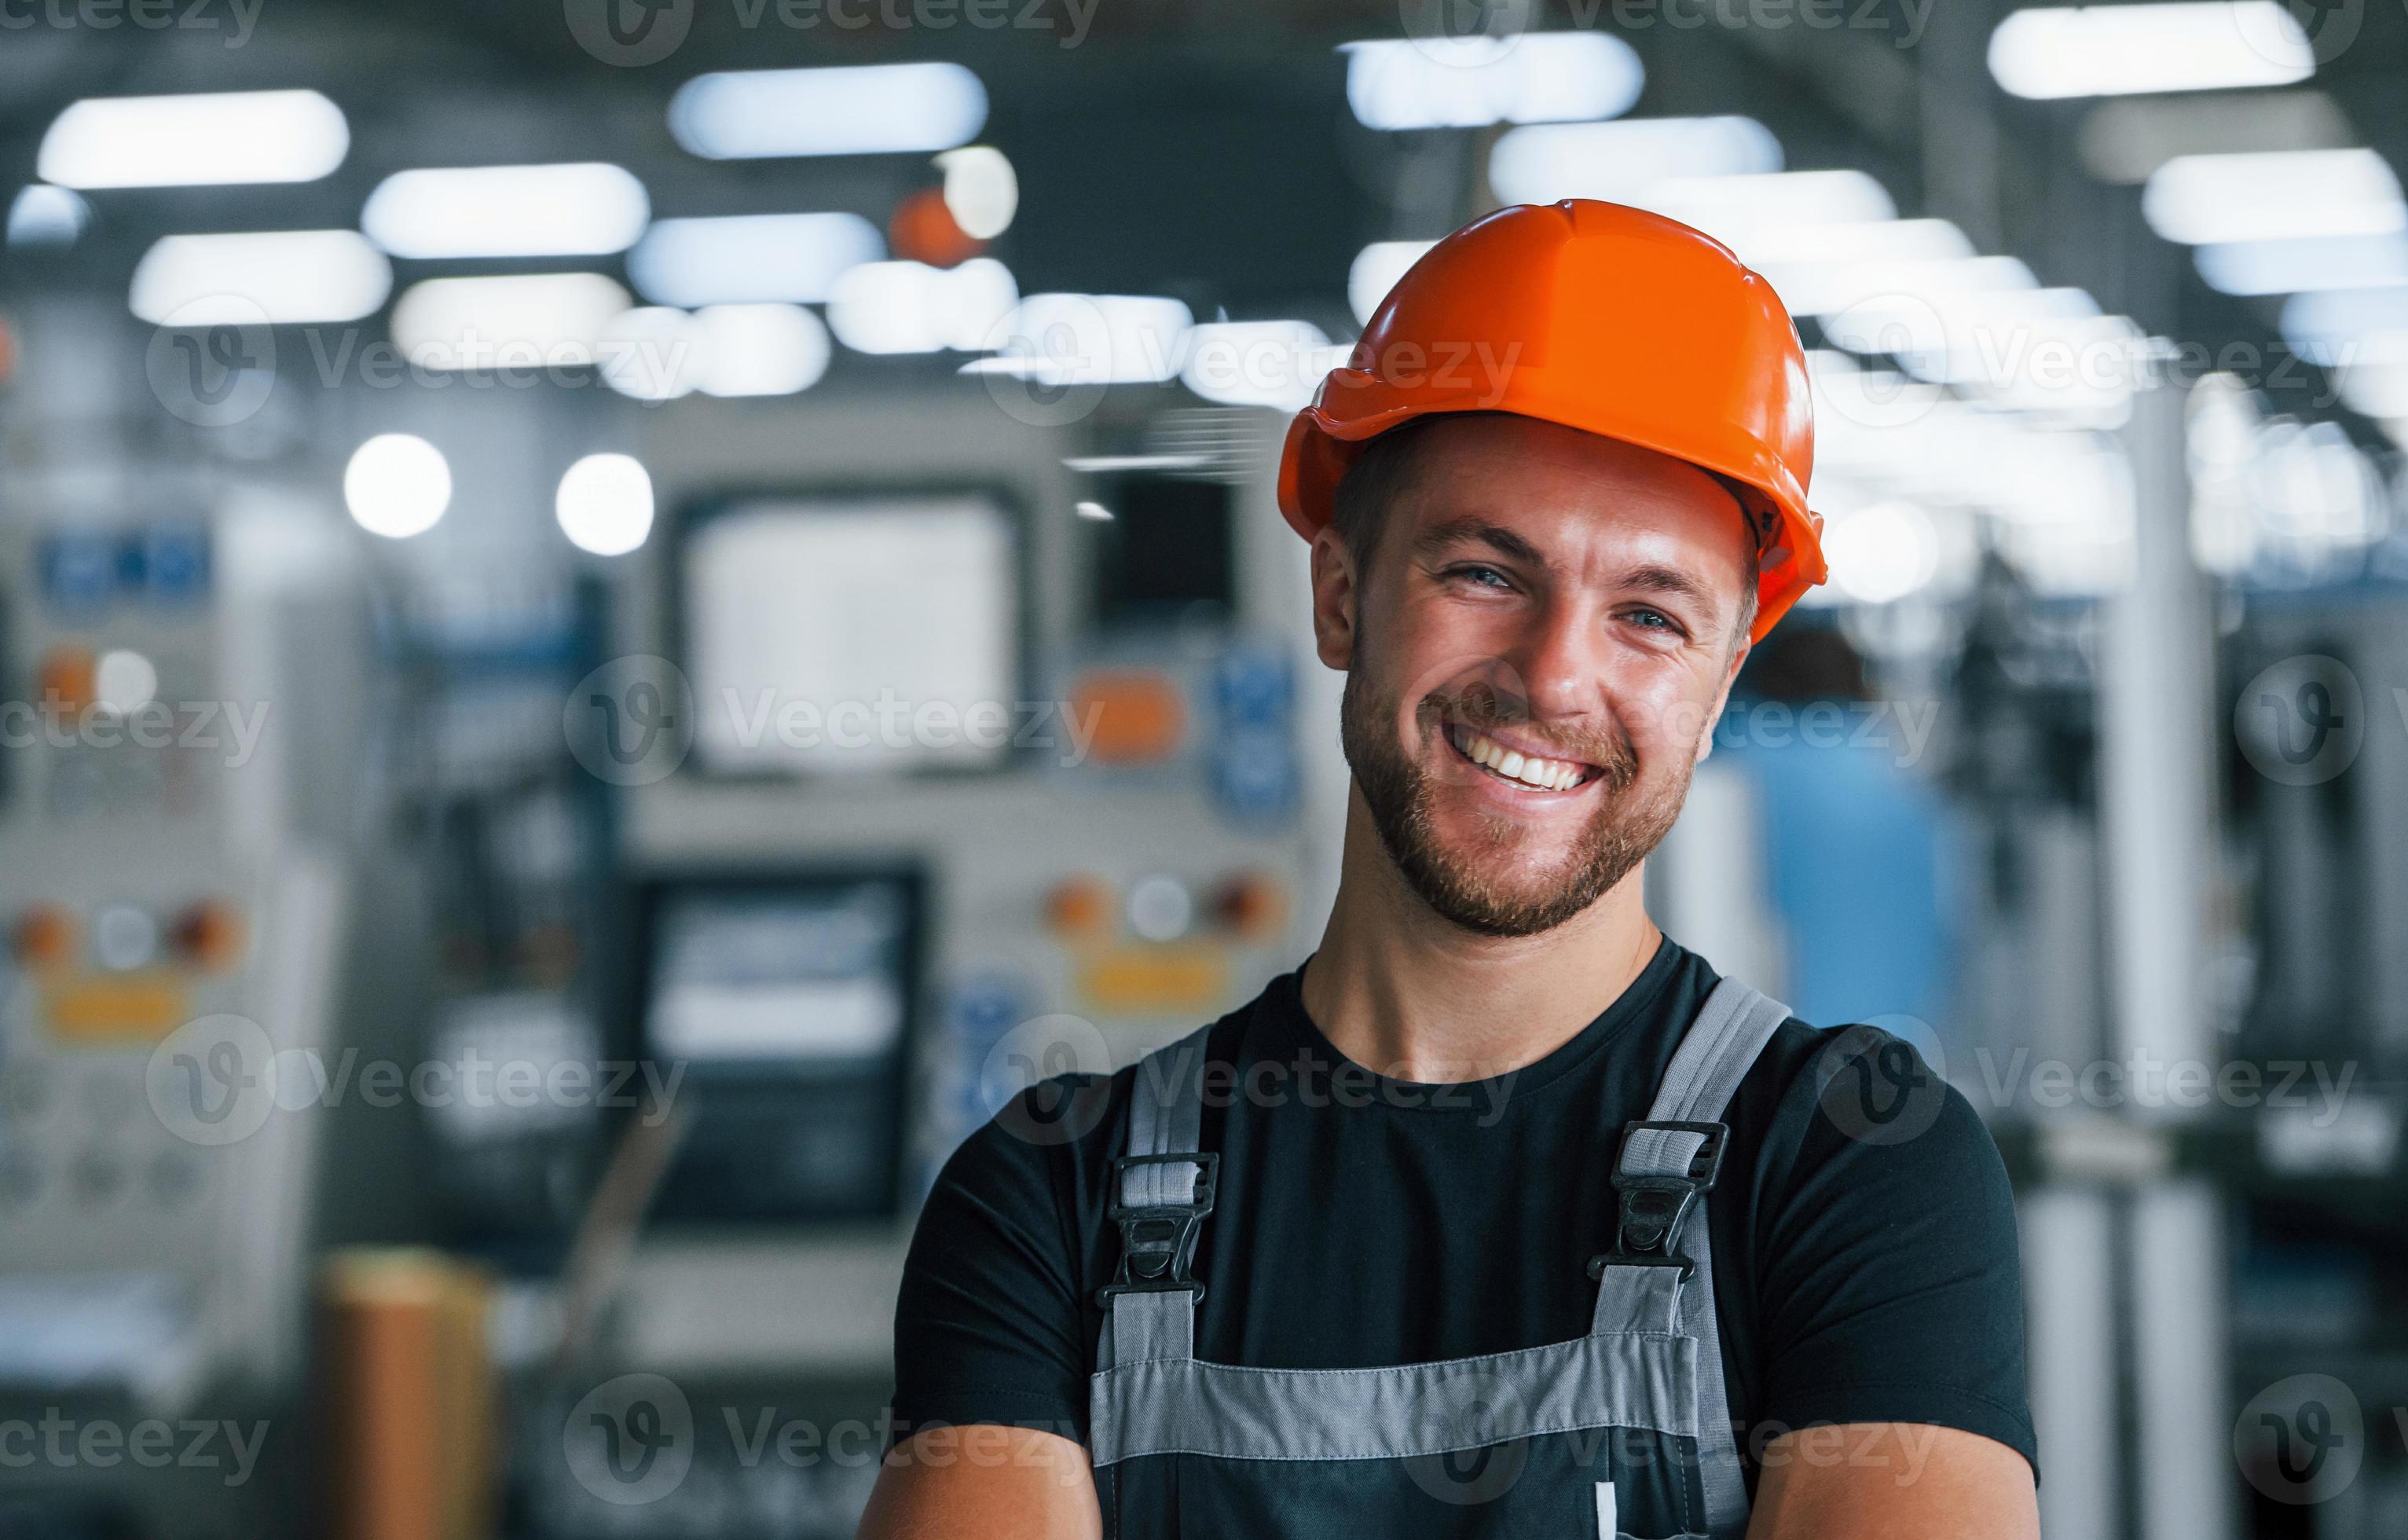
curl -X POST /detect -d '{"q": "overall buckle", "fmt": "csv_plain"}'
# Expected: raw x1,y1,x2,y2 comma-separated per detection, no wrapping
1588,1120,1727,1279
1097,1152,1219,1307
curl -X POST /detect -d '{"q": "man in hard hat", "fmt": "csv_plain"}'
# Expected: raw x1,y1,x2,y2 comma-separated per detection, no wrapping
861,201,2040,1539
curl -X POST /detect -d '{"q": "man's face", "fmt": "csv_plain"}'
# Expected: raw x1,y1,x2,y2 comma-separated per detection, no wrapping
1314,414,1757,938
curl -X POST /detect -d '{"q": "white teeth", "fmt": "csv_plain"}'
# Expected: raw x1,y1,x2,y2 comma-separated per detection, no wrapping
1455,728,1585,791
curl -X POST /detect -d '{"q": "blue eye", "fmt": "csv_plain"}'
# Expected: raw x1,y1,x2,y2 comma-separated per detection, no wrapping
1450,564,1511,588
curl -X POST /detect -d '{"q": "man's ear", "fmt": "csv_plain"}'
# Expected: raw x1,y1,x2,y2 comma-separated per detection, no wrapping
1309,526,1358,672
1694,636,1749,766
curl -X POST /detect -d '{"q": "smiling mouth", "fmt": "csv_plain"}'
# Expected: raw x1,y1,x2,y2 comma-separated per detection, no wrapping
1445,723,1601,793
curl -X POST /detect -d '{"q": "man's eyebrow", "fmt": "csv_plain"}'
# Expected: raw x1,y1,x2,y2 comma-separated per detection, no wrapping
1409,516,1549,570
1618,563,1720,612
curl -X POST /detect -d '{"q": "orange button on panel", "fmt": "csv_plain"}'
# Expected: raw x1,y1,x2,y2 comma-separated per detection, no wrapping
1068,669,1186,765
1079,942,1226,1018
1211,872,1290,942
38,647,96,714
172,900,248,973
46,974,189,1043
1045,874,1116,940
13,906,79,974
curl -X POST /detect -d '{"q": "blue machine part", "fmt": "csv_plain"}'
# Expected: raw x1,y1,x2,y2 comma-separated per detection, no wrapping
945,971,1032,1125
141,525,211,607
1209,644,1297,824
1213,644,1292,729
38,533,118,617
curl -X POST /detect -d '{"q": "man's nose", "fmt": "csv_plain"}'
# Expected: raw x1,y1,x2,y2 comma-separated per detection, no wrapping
1507,595,1611,724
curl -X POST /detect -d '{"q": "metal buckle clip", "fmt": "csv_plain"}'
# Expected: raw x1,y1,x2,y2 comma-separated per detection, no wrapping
1592,1120,1727,1278
1097,1152,1218,1307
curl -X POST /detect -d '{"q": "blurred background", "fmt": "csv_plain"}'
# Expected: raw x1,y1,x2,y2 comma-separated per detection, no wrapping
0,0,2404,1536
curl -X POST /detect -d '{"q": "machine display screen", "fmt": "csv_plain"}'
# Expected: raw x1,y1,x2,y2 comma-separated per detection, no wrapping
681,495,1017,776
639,874,919,1223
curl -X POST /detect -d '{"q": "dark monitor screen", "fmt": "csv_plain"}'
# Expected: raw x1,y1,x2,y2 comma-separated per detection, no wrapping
636,872,919,1224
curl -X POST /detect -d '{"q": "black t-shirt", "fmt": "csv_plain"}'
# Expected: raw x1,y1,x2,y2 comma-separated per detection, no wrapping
889,938,2040,1487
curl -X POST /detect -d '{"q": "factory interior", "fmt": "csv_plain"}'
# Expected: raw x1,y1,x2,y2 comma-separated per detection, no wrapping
2,0,2406,1535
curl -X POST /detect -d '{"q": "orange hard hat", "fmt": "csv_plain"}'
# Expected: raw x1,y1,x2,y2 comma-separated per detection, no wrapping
1277,200,1826,643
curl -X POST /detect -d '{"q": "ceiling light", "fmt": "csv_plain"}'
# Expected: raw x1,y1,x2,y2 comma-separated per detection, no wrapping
1488,117,1782,206
2142,148,2405,244
39,89,346,189
2194,233,2408,295
669,64,987,160
936,146,1017,240
1343,31,1643,131
362,163,648,259
1180,321,1342,410
628,212,882,307
695,303,832,398
826,258,1017,354
389,273,631,372
7,185,90,248
345,434,450,539
1988,3,2314,100
556,453,654,556
130,231,391,325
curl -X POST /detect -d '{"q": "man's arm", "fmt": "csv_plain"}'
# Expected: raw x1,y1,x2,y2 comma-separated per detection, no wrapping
856,1425,1101,1540
1748,1424,2038,1540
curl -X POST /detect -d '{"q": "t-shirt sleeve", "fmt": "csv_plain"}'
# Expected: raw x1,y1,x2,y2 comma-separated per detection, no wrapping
1748,1027,2040,1476
886,1079,1099,1448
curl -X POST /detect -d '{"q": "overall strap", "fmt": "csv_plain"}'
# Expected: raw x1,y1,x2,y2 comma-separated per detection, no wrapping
1592,975,1792,1540
1094,1025,1219,1373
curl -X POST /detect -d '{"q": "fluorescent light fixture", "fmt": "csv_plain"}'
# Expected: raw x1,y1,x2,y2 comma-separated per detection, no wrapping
2194,233,2408,295
628,213,883,307
1488,117,1782,206
968,294,1193,386
1743,217,1974,271
1768,254,2036,321
1988,2,2313,100
1343,32,1644,130
556,453,654,556
39,89,346,189
1062,453,1215,473
937,147,1017,240
695,303,833,397
826,258,1017,354
1823,500,1940,604
1641,170,1897,251
1350,240,1435,325
599,307,705,401
7,185,90,248
362,163,648,259
130,230,392,324
2282,286,2408,365
389,273,631,371
669,64,987,160
2142,148,2405,244
345,434,450,540
1180,321,1341,410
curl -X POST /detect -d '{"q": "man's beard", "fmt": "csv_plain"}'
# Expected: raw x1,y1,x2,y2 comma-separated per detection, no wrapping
1339,667,1692,938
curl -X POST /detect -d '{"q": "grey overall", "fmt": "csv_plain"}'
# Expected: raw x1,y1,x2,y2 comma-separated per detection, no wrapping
1087,977,1792,1538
